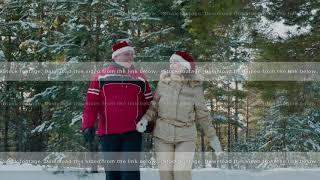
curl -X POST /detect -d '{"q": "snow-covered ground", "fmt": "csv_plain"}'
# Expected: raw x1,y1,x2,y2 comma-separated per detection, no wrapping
1,163,320,180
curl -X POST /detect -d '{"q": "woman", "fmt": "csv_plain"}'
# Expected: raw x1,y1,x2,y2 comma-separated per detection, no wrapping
136,51,222,180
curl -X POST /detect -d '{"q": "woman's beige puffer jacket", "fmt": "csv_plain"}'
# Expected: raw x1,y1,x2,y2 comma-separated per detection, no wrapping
142,71,218,143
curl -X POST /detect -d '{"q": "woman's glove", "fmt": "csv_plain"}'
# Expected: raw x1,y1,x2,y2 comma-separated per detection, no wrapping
209,136,222,153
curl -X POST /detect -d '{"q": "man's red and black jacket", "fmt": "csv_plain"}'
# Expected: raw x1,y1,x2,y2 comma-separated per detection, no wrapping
81,62,153,136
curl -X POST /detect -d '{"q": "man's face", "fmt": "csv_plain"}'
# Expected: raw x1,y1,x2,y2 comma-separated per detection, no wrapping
113,51,134,68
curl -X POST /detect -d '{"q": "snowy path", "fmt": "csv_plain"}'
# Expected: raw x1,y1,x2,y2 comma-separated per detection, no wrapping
1,168,320,180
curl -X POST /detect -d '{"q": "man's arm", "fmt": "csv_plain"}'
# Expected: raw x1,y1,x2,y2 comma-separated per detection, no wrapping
81,73,101,132
141,79,153,113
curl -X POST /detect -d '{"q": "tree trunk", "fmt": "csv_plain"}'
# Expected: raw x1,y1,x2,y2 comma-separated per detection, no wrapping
234,81,239,142
246,96,249,140
95,12,101,62
227,81,232,169
4,34,12,155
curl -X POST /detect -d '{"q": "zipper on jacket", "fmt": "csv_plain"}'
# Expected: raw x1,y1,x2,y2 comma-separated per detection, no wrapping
174,84,183,142
175,84,183,120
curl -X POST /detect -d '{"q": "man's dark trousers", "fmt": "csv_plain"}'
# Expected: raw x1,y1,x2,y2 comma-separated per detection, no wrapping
99,130,142,180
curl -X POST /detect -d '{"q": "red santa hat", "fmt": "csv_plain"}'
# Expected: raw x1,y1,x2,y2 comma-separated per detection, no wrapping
112,41,135,59
169,51,196,72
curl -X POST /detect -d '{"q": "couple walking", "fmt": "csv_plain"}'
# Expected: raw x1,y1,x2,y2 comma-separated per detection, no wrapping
81,41,222,180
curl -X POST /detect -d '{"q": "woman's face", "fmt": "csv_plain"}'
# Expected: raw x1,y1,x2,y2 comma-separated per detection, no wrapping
170,61,187,75
170,62,181,75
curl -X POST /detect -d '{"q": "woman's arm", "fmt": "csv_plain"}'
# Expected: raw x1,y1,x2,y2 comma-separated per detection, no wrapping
142,82,161,123
194,85,217,139
194,85,222,152
136,81,161,132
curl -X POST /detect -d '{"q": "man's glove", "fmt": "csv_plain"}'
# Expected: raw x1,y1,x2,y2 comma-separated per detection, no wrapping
83,128,95,143
136,117,148,133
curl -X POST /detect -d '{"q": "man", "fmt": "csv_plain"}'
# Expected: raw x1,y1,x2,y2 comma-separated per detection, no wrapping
81,41,153,180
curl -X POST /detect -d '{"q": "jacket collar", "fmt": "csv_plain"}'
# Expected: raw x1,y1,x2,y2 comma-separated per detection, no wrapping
111,61,135,71
159,70,203,88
